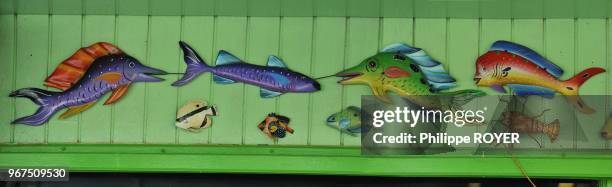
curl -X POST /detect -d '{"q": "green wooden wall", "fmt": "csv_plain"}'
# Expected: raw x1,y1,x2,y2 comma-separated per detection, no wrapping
0,15,610,150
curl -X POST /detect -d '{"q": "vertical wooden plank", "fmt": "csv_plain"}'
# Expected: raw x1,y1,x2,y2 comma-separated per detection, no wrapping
177,16,215,144
242,17,280,145
478,19,511,133
309,17,346,146
79,15,115,143
0,15,15,143
210,16,247,144
343,17,379,146
576,18,607,149
113,16,149,144
511,19,546,149
277,17,313,145
144,16,181,144
608,19,612,149
380,17,413,48
446,18,479,152
47,15,81,143
543,19,575,150
13,15,48,143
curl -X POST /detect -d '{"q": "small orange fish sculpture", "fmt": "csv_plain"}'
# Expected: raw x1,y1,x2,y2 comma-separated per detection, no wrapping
258,113,294,139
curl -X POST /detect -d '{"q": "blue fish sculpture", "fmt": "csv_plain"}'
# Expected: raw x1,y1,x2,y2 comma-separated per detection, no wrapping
172,41,321,98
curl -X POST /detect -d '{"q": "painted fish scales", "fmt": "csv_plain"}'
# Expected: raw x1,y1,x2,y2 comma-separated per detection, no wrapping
172,41,320,98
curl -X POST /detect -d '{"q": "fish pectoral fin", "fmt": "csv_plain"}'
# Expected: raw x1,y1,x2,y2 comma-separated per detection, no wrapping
267,55,288,68
383,66,411,78
260,88,283,98
104,84,131,105
95,72,123,84
490,84,507,93
212,74,236,84
370,84,391,103
59,101,97,119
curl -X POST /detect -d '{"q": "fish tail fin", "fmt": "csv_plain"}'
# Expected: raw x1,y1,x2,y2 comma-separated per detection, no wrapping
563,67,605,92
561,67,605,114
545,119,560,142
445,89,487,110
9,88,58,126
11,106,57,126
172,41,211,87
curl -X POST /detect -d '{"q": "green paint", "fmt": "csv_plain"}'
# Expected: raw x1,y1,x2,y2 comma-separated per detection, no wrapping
113,15,148,144
0,0,611,180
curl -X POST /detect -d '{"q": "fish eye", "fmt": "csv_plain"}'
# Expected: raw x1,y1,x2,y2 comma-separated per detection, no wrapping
128,62,135,68
367,60,377,71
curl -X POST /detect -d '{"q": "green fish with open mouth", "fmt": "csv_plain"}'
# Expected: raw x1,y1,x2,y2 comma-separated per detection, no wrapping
326,106,368,136
336,43,485,110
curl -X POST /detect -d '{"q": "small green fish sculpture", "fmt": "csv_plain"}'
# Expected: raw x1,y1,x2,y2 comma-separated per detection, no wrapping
335,43,485,110
326,106,366,136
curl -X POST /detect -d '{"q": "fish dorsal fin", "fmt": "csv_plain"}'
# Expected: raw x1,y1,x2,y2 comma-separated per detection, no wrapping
267,55,287,68
507,84,556,98
45,42,124,91
213,75,236,84
490,40,564,78
59,100,97,119
381,43,421,54
104,84,131,105
384,43,456,91
346,106,361,113
260,88,283,98
215,50,242,65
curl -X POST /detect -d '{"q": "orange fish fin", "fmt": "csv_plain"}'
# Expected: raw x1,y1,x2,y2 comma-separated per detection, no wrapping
45,42,124,91
383,66,411,78
95,72,123,84
59,101,97,119
104,84,131,105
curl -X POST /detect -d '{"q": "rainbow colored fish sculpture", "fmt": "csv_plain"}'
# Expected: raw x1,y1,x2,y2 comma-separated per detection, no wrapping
474,41,606,114
172,41,321,98
10,42,166,125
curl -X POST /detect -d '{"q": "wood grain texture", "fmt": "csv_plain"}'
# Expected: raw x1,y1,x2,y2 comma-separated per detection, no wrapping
0,16,609,153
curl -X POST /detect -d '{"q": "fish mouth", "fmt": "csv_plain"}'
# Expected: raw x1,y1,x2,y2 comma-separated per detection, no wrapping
134,66,167,82
335,72,363,84
474,77,481,85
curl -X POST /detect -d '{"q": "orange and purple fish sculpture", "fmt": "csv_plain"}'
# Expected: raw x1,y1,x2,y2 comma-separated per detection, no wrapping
474,41,606,114
172,41,321,98
10,42,166,125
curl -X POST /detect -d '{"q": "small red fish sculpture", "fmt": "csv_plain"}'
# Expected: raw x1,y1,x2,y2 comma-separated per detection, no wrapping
474,41,606,114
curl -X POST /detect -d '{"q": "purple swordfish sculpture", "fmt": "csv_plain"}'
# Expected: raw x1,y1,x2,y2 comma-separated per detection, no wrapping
10,54,167,126
172,41,321,97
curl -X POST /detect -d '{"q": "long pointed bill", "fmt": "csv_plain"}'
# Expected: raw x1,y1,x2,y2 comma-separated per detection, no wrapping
134,66,167,82
335,66,363,84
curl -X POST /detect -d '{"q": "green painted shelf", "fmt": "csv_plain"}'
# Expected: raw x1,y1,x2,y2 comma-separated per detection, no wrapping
0,0,611,185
